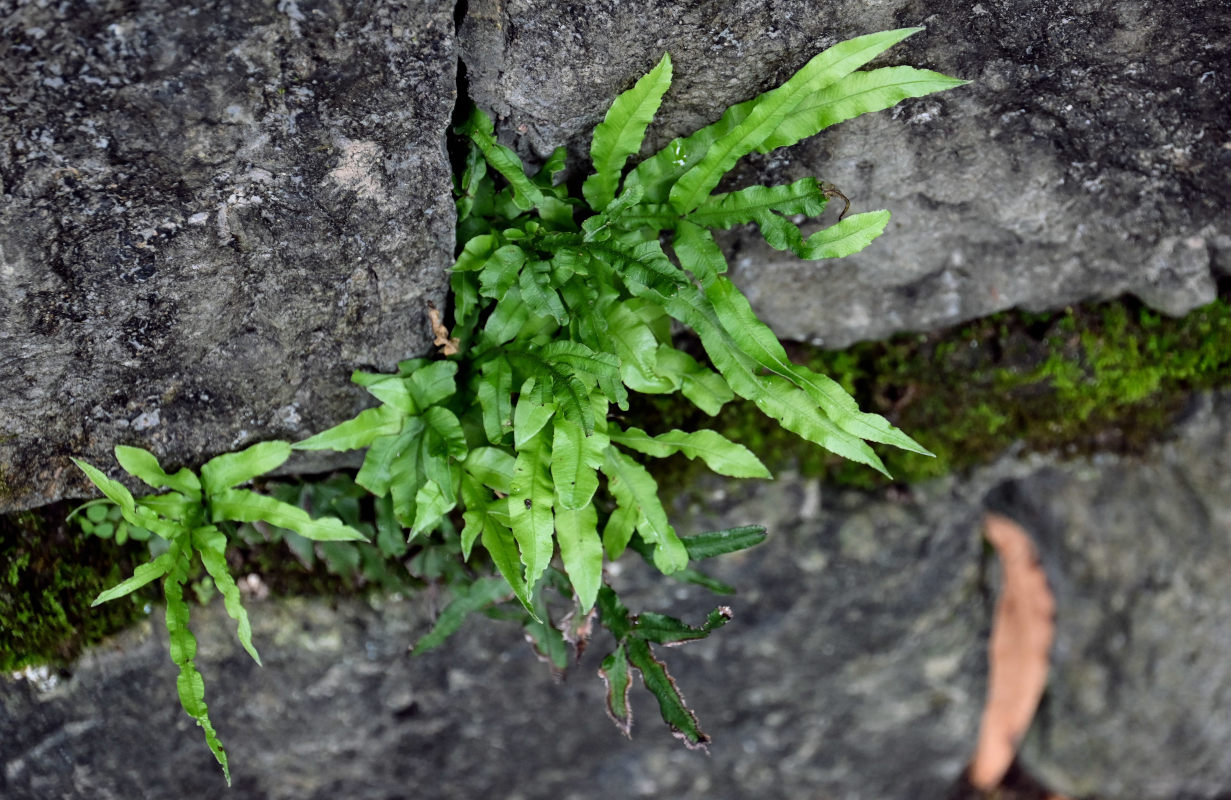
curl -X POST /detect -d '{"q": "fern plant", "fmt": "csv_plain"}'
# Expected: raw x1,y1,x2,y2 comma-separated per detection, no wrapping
299,27,964,748
72,26,965,779
73,443,366,783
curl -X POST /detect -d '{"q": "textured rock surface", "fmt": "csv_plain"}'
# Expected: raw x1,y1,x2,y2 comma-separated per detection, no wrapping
0,472,990,800
460,0,1231,347
992,393,1231,800
0,0,456,511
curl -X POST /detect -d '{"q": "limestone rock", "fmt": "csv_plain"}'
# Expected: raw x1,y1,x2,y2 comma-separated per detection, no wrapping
459,0,1230,347
0,0,457,511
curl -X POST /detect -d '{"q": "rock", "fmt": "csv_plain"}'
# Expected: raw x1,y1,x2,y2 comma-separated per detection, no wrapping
459,0,1230,347
989,391,1231,800
0,1,457,512
0,471,990,800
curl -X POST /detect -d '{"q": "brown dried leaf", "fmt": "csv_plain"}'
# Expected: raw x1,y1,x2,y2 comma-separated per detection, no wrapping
969,513,1057,791
427,301,460,356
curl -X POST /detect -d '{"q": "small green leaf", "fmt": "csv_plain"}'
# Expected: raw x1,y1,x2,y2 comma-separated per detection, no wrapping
555,504,602,612
599,644,634,737
163,540,230,784
114,446,201,496
790,209,891,260
477,356,514,444
519,260,569,325
632,606,731,645
210,488,369,542
351,372,416,414
192,526,261,666
200,441,292,497
601,446,688,573
411,480,454,536
513,379,556,449
625,637,710,751
602,500,638,562
524,583,570,670
584,52,673,212
72,458,138,522
412,576,512,655
463,447,517,494
478,244,527,299
356,419,423,496
681,525,767,560
508,431,555,590
292,405,404,452
91,551,176,606
476,510,537,617
609,426,771,479
550,416,608,509
460,107,546,211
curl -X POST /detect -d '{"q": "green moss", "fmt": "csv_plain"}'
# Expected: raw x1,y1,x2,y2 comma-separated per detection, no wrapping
0,504,155,672
644,291,1231,490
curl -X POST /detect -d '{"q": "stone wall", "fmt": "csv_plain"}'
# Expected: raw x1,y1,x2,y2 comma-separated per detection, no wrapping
1,1,457,511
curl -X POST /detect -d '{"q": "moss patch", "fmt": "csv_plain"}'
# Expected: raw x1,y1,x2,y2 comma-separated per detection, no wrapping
0,503,154,672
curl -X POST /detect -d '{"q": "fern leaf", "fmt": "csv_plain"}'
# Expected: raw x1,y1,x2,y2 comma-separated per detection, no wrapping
519,259,569,324
460,108,545,211
584,52,673,212
292,405,404,452
114,446,201,497
550,416,608,509
600,644,634,736
759,65,970,154
668,29,923,212
629,28,924,205
687,177,828,228
507,430,555,590
412,576,515,655
463,446,516,494
608,426,770,479
351,371,416,414
513,378,557,448
625,638,710,750
554,503,603,611
199,441,292,497
790,209,891,259
192,525,261,665
406,361,460,410
210,488,369,541
478,244,527,299
91,550,176,606
653,345,733,416
601,446,687,573
355,419,423,496
477,355,514,444
163,540,230,784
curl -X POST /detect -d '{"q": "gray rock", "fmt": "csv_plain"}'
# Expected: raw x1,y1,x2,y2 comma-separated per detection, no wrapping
0,0,457,511
459,0,1230,347
991,392,1231,800
0,470,990,800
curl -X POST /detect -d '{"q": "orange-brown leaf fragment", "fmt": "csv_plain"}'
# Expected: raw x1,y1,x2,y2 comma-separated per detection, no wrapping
969,513,1056,791
427,301,460,356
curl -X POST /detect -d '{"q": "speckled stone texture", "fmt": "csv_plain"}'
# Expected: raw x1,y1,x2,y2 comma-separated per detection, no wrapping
460,0,1230,347
990,393,1231,800
0,0,456,511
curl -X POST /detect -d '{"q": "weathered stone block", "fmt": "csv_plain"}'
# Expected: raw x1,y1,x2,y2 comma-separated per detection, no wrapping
0,0,457,511
460,0,1229,347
